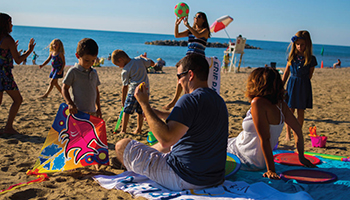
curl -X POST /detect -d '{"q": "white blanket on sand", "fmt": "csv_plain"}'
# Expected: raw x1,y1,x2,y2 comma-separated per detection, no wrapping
93,171,313,200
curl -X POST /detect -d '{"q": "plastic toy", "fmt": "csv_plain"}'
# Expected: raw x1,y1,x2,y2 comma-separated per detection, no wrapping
308,126,327,148
304,151,349,162
174,2,189,18
113,107,124,134
147,131,158,146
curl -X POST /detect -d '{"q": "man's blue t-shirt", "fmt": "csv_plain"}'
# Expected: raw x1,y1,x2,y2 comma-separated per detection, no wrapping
166,87,228,186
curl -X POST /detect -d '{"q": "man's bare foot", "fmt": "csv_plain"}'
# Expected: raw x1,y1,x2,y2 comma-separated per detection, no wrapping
110,157,126,170
118,131,127,134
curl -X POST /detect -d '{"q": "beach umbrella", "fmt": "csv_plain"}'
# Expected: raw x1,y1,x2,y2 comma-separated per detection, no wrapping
210,15,234,40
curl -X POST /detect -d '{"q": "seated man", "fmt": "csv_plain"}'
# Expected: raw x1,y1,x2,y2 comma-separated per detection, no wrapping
114,54,228,191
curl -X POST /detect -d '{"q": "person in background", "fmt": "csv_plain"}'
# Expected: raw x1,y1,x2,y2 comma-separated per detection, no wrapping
39,39,66,98
0,13,36,134
32,51,38,65
222,53,230,73
282,30,317,141
333,59,341,69
111,49,154,134
154,58,165,72
228,67,316,179
22,50,27,65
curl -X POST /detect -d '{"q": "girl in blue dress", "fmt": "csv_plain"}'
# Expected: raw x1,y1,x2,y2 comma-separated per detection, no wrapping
39,39,65,98
282,30,317,141
0,13,36,134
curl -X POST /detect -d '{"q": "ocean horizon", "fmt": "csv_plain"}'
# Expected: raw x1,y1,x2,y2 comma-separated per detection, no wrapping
12,25,350,68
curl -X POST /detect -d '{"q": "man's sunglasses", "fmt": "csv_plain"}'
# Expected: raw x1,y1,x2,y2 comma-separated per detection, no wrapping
177,70,189,79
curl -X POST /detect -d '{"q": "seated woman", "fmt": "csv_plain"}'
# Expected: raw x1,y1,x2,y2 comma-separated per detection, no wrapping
227,67,316,179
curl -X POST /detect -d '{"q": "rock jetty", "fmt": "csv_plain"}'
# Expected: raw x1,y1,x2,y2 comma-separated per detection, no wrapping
144,40,261,49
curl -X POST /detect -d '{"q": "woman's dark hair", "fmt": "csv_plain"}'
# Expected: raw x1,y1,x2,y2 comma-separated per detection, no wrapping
245,67,284,104
197,12,211,38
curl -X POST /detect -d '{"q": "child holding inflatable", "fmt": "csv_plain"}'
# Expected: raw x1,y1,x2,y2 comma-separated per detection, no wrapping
282,30,317,141
39,39,66,98
0,13,36,134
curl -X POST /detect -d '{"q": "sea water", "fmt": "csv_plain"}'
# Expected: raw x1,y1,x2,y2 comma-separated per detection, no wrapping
12,26,350,68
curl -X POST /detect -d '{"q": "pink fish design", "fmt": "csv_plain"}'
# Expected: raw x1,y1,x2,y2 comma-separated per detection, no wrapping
59,115,107,164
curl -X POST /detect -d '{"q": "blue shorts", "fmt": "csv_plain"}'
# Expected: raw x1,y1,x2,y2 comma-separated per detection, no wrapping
124,94,142,114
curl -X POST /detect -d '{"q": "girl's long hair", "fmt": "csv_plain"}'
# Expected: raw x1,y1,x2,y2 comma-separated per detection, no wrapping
287,30,313,66
49,39,65,54
0,13,11,36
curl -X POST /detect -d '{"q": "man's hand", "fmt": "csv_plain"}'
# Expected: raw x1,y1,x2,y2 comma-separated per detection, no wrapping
134,82,149,106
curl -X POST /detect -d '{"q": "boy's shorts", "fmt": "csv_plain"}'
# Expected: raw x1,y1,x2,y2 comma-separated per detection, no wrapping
123,140,210,191
124,94,142,114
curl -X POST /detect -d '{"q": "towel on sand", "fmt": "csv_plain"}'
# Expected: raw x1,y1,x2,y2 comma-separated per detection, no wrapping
94,150,350,200
93,171,312,200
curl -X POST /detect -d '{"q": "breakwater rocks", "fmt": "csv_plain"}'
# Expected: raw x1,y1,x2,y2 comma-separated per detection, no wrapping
144,40,261,49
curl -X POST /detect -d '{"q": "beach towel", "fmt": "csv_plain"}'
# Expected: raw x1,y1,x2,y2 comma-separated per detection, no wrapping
94,150,350,200
93,171,312,200
206,56,221,94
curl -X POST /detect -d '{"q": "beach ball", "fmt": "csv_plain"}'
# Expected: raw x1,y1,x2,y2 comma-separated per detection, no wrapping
174,2,189,18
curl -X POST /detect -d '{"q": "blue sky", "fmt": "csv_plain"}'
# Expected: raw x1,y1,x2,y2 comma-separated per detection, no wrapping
3,0,350,46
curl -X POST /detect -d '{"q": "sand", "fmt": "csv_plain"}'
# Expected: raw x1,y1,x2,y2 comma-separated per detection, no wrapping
0,65,349,199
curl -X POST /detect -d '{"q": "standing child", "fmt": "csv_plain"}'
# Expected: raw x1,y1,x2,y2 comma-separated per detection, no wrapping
111,50,154,134
62,38,101,118
39,39,65,98
32,51,38,65
0,13,36,134
282,30,317,141
222,53,230,73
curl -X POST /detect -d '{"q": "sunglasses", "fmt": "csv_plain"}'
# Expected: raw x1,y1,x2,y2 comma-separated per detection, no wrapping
177,70,189,79
194,15,202,19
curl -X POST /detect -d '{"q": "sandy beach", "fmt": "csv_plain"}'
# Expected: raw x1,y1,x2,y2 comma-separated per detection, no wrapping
1,65,349,199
